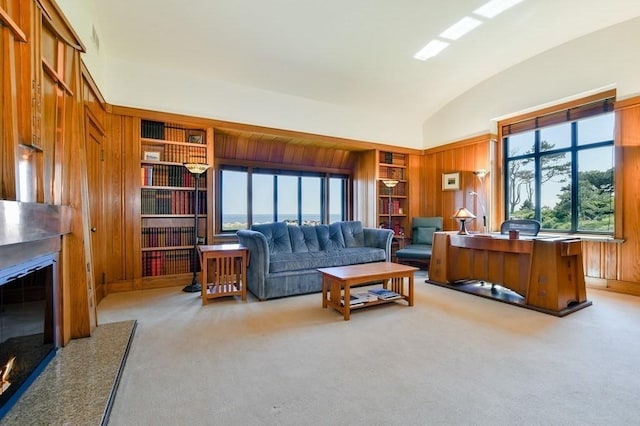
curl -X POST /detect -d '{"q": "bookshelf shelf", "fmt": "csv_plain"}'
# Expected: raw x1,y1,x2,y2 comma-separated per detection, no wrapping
142,246,193,251
139,119,210,279
141,214,207,218
377,150,409,238
141,186,199,191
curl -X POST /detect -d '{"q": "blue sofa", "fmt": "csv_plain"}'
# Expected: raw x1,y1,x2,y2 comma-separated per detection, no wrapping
237,221,393,300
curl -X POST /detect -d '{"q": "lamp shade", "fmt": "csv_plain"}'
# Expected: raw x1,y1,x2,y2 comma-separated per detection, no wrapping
382,179,399,188
452,207,476,220
452,207,475,235
184,162,210,176
473,169,488,179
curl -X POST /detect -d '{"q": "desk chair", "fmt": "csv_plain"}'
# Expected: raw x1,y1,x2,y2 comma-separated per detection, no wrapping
500,219,541,236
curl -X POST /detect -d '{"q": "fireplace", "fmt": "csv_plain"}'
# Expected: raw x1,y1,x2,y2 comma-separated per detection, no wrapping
0,201,70,418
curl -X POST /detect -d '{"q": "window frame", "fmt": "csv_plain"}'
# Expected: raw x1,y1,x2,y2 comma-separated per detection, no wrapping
217,164,351,234
498,91,616,235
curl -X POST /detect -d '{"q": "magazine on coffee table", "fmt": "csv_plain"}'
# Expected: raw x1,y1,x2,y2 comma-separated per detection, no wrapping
368,288,402,300
340,294,366,307
354,292,379,303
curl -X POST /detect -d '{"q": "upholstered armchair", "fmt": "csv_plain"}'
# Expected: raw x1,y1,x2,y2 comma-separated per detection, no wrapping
395,217,443,269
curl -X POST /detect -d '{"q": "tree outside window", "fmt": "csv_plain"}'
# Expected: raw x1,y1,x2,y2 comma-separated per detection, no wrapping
504,111,614,233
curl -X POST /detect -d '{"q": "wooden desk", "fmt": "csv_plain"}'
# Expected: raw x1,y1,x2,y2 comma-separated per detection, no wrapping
198,244,248,305
429,232,590,316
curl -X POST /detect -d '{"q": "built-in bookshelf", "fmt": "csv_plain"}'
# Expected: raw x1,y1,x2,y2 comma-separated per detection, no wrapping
377,151,408,236
140,120,209,278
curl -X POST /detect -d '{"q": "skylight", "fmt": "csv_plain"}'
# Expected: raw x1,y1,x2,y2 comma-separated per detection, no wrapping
439,16,483,40
413,40,450,61
413,0,525,61
474,0,525,19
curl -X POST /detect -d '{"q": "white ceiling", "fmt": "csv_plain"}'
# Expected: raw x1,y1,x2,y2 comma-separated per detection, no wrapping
94,0,640,125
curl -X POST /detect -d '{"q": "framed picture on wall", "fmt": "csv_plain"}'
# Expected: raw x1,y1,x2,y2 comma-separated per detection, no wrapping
442,172,460,191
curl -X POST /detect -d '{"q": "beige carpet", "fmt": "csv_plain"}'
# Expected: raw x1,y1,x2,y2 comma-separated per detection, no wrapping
98,273,640,425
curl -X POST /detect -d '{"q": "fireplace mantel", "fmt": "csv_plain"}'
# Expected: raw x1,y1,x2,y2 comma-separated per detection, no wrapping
0,201,72,272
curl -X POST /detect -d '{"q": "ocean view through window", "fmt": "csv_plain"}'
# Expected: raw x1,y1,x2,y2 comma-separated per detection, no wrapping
219,167,349,233
222,214,345,231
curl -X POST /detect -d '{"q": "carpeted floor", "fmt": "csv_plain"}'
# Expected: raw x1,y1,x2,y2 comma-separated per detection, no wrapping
0,320,136,426
97,272,640,425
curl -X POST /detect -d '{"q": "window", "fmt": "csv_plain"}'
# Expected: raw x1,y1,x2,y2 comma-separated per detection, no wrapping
503,99,614,233
219,167,349,232
221,169,247,232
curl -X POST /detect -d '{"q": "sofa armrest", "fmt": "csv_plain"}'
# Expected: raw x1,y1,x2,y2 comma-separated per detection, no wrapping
237,229,270,300
363,228,394,262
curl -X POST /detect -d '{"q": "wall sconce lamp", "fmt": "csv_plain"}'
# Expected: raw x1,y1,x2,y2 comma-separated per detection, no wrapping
473,169,488,179
382,179,399,232
452,207,476,235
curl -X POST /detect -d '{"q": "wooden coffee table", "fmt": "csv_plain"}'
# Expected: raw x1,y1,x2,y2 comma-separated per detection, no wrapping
319,262,418,320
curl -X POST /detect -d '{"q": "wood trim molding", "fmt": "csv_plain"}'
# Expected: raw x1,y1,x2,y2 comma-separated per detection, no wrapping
36,0,85,52
422,133,496,155
110,104,423,154
81,62,107,106
42,58,73,95
0,5,27,42
498,89,617,128
614,95,640,110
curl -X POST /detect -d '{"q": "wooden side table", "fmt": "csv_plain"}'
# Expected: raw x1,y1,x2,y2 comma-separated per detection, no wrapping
197,244,248,305
391,235,406,262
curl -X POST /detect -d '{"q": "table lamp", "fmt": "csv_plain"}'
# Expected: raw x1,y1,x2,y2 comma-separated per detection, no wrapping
452,207,476,235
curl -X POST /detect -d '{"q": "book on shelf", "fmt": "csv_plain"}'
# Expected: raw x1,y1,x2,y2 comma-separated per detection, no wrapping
368,288,402,300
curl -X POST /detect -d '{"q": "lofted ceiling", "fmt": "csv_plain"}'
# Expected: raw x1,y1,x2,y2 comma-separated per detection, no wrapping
94,0,640,126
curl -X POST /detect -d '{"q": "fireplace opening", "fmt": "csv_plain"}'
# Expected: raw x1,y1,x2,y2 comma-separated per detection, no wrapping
0,254,57,418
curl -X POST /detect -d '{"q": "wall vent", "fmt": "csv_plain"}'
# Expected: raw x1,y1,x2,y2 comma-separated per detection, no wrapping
91,25,100,51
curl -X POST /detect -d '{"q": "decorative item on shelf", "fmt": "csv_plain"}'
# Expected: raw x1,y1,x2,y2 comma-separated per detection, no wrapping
143,151,161,161
186,129,205,144
452,207,476,235
182,162,211,293
382,179,399,232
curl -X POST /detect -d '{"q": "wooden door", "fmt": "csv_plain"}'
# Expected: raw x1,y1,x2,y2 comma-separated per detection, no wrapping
85,110,106,302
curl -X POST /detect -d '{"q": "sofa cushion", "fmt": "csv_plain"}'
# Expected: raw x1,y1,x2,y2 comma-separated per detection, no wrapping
288,225,321,253
340,221,365,248
269,247,386,273
301,225,321,252
288,226,307,253
316,223,346,250
252,222,292,254
414,226,436,245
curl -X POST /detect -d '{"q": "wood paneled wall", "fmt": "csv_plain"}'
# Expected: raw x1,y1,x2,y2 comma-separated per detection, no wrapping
1,0,95,342
422,134,494,232
214,130,360,173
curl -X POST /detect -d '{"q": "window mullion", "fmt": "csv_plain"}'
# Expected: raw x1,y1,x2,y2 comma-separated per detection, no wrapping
534,130,542,223
570,122,579,232
273,175,278,222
